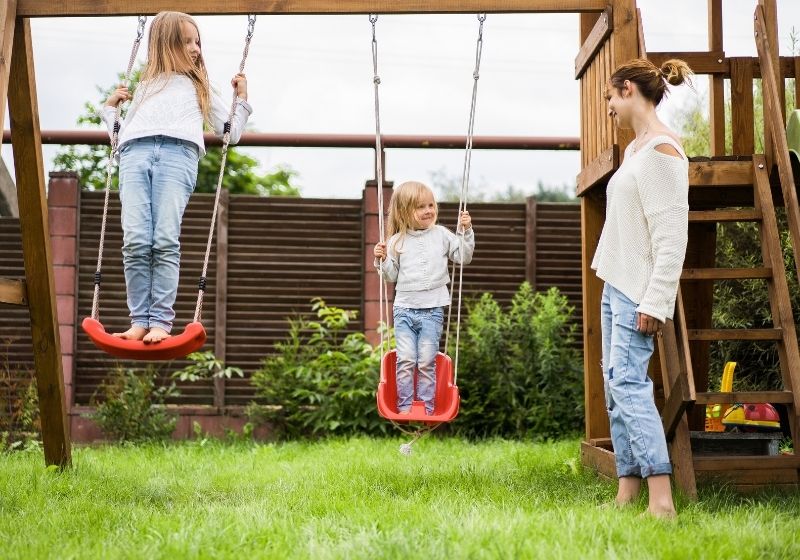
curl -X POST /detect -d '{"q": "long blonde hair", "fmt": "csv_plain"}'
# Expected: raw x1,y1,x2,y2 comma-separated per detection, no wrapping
139,11,212,123
386,181,438,255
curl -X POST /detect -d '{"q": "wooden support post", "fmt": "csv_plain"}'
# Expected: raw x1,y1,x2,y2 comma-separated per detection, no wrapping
525,196,537,289
8,17,71,467
759,0,780,168
730,57,755,156
580,190,607,441
708,0,725,156
610,0,638,154
213,189,229,410
362,180,393,347
0,0,16,148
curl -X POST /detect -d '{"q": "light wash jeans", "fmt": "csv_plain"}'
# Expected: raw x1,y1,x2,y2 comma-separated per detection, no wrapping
394,306,444,414
118,136,199,332
601,283,672,478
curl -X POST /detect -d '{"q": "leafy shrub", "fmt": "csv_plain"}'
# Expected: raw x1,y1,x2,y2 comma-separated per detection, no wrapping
709,214,800,390
453,283,584,440
90,366,178,442
0,339,40,451
248,298,387,439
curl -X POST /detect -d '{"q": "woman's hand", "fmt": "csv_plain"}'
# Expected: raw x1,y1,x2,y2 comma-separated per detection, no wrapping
105,85,130,108
374,242,387,259
232,73,248,101
637,312,662,336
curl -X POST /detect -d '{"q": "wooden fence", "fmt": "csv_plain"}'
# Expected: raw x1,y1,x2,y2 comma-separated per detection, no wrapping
0,173,581,431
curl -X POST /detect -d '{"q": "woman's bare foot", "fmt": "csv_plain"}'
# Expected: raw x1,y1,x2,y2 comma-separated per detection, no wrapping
112,326,147,340
646,474,676,518
143,327,170,344
615,476,642,506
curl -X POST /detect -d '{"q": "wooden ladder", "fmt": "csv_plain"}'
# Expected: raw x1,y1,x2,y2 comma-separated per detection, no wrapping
658,156,800,495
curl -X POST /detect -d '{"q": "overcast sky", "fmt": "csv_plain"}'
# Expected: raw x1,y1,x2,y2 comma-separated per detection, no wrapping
2,0,799,199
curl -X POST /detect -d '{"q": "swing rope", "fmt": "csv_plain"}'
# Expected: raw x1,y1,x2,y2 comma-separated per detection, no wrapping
370,14,392,383
194,14,257,323
444,13,486,386
90,15,147,322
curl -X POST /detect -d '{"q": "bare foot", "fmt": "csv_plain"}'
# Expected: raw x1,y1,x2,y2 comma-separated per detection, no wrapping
112,326,147,340
645,507,677,520
398,409,411,415
143,327,170,344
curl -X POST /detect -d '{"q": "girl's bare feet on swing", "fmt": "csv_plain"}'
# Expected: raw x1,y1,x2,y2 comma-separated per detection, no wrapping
143,327,170,344
113,326,147,340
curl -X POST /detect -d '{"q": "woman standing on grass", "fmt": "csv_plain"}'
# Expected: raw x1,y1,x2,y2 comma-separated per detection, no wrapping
592,58,693,518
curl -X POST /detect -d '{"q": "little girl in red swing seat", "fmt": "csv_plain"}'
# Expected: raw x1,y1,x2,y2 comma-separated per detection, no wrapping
373,181,474,416
102,11,252,344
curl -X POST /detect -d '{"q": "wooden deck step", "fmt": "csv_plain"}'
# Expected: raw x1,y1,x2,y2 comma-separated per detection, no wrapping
688,209,762,222
688,328,783,341
694,391,794,404
681,267,772,280
693,454,800,471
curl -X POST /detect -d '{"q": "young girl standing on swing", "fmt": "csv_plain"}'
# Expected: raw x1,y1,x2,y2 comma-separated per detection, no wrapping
373,181,474,415
102,11,252,344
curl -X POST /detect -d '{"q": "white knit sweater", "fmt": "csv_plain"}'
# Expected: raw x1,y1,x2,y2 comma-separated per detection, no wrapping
101,74,252,155
591,135,689,322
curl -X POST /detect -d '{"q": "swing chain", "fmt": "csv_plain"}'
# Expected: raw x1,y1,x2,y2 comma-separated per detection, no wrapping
246,14,256,39
136,15,147,40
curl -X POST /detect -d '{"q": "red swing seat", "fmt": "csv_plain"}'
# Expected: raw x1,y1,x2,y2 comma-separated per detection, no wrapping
81,317,206,361
377,349,460,423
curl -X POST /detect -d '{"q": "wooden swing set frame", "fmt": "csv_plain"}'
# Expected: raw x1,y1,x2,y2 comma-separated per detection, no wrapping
2,0,798,496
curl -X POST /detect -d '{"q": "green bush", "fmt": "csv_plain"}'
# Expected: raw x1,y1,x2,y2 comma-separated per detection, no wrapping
709,214,800,390
0,339,40,451
453,283,584,440
90,366,178,442
248,298,387,439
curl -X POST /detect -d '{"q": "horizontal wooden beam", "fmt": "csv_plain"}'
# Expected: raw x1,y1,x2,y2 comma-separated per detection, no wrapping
576,144,618,197
0,277,26,305
648,52,799,78
680,267,772,280
16,0,608,17
688,160,752,187
694,455,800,471
694,391,794,404
574,6,612,79
688,328,783,341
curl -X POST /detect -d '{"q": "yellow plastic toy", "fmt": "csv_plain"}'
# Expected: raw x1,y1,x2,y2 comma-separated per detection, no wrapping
704,361,736,432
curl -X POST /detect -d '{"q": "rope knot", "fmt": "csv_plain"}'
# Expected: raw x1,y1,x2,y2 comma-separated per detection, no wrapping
373,75,381,85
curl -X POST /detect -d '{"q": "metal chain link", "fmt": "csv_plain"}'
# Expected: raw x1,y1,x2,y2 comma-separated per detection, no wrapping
194,14,257,323
91,15,147,321
445,13,486,385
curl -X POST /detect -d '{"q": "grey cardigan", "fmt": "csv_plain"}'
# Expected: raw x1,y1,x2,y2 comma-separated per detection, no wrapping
376,225,475,292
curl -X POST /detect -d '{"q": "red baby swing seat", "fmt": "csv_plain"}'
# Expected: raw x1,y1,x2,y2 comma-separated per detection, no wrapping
376,349,460,423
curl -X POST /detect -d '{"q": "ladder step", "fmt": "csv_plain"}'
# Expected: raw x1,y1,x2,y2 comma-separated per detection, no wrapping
681,267,772,280
688,209,762,222
688,328,783,341
695,391,794,404
0,277,27,306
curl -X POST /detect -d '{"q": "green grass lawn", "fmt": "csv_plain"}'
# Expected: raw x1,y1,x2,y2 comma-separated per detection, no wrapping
0,437,798,559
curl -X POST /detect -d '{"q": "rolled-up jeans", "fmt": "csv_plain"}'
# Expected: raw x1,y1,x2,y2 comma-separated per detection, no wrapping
601,282,672,478
118,135,199,332
393,306,444,414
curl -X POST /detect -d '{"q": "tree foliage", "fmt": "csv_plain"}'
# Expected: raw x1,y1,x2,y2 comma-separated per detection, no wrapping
52,67,300,196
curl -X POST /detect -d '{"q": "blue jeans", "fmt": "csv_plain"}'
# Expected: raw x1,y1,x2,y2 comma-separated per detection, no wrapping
394,306,444,414
601,283,672,478
118,136,199,332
